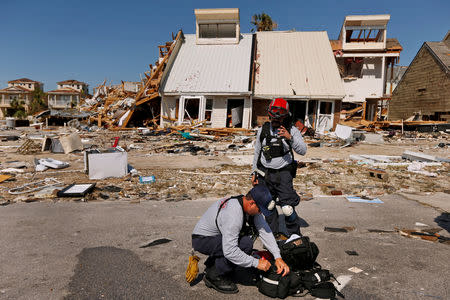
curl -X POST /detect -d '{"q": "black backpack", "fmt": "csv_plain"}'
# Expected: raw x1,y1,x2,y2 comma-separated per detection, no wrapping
279,236,319,271
257,236,344,299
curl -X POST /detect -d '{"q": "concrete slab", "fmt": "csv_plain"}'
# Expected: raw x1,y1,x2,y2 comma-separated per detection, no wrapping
399,192,450,212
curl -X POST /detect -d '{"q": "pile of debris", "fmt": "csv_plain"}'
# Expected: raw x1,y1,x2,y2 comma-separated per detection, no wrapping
340,105,450,132
78,31,183,130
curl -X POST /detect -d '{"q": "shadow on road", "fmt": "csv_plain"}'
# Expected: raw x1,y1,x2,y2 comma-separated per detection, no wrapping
435,212,450,234
64,246,201,299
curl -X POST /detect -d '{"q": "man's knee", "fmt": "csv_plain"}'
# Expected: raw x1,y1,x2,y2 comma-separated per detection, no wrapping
282,205,298,222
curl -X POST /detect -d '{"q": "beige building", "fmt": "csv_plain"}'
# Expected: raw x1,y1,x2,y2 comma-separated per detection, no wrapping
47,80,89,109
0,78,43,118
389,31,450,121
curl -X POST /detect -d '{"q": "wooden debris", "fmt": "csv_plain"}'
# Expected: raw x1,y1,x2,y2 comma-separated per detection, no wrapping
80,31,184,130
17,139,41,154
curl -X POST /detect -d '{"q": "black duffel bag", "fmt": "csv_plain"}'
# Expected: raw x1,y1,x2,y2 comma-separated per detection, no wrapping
257,265,303,299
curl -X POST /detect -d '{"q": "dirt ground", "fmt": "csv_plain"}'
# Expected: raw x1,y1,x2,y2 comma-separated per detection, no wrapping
0,127,449,205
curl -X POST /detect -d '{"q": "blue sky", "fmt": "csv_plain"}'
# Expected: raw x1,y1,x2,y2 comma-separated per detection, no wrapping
1,0,449,92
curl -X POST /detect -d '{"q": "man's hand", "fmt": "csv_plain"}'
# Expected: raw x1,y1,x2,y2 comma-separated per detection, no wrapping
251,173,259,186
275,258,290,276
256,258,271,272
278,126,291,140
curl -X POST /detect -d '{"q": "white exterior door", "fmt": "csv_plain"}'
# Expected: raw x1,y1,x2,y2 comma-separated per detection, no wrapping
316,100,335,133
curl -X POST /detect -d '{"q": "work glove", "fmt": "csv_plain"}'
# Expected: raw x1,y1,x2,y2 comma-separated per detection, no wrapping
185,252,200,283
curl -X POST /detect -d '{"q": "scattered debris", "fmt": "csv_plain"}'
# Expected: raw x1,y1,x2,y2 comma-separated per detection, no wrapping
85,149,128,180
348,267,363,274
398,228,450,244
57,183,96,197
140,238,172,248
345,250,359,256
346,196,383,204
0,174,13,183
8,178,62,195
139,176,156,184
368,168,388,181
324,226,355,233
17,139,41,154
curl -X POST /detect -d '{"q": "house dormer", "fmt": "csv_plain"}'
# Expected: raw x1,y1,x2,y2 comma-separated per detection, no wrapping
339,14,390,51
194,8,240,45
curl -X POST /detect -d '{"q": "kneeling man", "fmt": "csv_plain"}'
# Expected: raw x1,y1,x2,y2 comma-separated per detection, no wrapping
192,184,289,294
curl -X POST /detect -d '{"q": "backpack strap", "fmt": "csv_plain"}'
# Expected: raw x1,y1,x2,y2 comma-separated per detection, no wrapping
215,195,244,232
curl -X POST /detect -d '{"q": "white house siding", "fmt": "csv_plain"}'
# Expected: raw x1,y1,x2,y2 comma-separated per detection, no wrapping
342,57,383,103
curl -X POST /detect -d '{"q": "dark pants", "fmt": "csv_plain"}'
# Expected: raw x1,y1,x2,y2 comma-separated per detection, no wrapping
259,169,300,236
192,234,253,275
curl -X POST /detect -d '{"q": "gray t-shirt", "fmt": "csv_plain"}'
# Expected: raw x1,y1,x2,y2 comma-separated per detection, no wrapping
192,197,281,268
253,123,307,171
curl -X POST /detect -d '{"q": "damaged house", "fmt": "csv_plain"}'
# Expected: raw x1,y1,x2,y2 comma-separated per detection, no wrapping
160,8,253,128
159,8,346,132
252,31,345,133
330,15,403,121
47,80,89,109
389,31,450,122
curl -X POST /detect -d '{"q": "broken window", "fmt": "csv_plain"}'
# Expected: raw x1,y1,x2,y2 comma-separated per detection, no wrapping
337,57,364,79
199,23,236,38
205,99,213,124
320,101,333,115
183,98,200,123
345,28,384,43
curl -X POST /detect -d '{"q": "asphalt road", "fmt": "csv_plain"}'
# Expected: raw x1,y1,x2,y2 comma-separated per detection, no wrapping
0,193,449,300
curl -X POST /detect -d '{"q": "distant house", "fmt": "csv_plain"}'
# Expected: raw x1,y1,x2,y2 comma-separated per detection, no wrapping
47,80,89,109
0,78,43,118
330,15,403,121
253,31,345,132
160,8,253,128
389,31,450,121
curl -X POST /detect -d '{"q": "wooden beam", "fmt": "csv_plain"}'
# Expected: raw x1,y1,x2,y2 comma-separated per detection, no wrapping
136,93,159,106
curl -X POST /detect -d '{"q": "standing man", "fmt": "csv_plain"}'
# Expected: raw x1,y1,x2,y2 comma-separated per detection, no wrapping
252,98,307,237
191,184,290,294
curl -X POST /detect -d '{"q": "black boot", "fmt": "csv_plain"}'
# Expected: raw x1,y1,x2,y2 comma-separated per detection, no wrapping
204,265,238,294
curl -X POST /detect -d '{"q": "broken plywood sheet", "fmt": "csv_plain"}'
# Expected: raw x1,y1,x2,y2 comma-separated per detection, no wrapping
60,133,83,154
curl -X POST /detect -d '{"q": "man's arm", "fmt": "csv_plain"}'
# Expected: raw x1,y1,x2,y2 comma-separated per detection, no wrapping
252,127,263,172
218,202,259,268
253,214,281,259
289,126,307,155
254,214,290,275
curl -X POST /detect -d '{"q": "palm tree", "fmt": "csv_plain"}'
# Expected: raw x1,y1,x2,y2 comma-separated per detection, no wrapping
251,13,278,32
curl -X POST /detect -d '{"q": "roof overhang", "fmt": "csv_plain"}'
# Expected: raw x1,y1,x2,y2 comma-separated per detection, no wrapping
344,14,390,27
162,91,251,97
194,8,239,21
340,52,400,57
253,94,344,100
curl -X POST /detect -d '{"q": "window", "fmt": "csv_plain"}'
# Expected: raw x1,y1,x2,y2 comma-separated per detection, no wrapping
319,101,332,114
205,99,213,122
345,28,384,43
77,85,80,89
199,23,236,38
28,84,31,88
